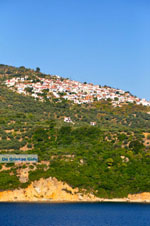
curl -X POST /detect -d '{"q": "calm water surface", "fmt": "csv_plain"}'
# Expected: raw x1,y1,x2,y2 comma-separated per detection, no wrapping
0,202,150,226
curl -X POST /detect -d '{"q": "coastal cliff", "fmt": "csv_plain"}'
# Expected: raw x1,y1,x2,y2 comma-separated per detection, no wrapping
0,177,150,203
0,177,100,202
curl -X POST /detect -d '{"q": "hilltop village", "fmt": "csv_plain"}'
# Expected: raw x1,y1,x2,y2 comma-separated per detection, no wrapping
4,75,150,107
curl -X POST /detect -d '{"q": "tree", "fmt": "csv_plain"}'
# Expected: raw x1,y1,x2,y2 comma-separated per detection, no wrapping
114,97,119,101
25,87,33,93
36,67,40,72
129,140,144,154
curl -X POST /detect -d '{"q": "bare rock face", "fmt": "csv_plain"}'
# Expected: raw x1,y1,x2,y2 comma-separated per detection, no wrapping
0,177,100,202
128,192,150,202
17,168,29,183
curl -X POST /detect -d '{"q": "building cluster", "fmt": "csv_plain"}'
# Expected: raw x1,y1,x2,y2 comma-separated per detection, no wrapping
4,76,150,107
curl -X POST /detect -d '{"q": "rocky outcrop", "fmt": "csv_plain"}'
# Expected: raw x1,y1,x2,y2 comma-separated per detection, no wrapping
128,192,150,202
0,177,100,202
0,177,150,202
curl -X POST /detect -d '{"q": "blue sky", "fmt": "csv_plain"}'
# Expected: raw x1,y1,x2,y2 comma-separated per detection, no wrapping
0,0,150,100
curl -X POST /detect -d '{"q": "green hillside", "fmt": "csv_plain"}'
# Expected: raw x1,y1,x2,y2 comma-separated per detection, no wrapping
0,64,150,198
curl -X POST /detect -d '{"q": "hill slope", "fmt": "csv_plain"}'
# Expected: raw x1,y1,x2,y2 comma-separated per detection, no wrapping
0,64,150,198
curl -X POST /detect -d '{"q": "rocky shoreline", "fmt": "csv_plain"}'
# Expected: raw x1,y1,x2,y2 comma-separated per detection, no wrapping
0,177,150,203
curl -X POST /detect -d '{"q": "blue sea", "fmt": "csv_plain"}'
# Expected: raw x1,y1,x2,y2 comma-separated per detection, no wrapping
0,202,150,226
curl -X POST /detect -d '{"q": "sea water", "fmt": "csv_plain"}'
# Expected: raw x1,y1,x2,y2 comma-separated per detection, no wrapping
0,202,150,226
